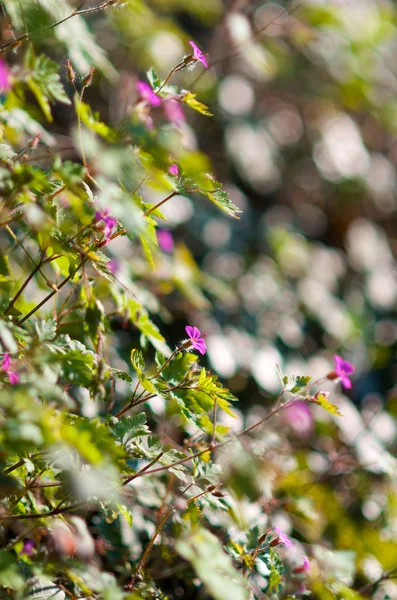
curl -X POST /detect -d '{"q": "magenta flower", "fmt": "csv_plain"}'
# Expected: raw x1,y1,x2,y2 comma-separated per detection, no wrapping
284,401,314,437
189,41,209,69
164,99,186,125
0,59,10,93
2,353,19,385
333,355,355,389
293,556,310,574
95,209,117,243
273,526,293,549
169,163,179,177
157,229,174,254
185,325,207,355
137,81,161,107
107,259,119,275
20,539,35,556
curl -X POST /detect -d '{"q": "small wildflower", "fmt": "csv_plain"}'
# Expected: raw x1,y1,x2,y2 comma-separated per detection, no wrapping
273,526,293,549
294,556,310,574
157,229,174,254
284,401,314,437
20,539,35,557
0,59,10,93
169,163,179,177
328,355,355,389
95,209,117,243
2,353,19,385
185,325,207,355
107,259,119,275
189,41,209,69
164,99,185,125
137,81,161,107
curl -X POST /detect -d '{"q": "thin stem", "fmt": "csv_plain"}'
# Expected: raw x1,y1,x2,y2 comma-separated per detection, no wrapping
211,398,218,447
16,267,79,326
134,400,295,479
0,501,86,521
0,1,117,53
35,1,118,36
150,347,180,380
114,384,196,419
156,66,178,94
143,191,177,218
122,452,164,486
125,507,173,590
18,0,27,35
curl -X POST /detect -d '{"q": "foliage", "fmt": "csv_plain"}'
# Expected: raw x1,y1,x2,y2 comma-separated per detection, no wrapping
0,1,397,599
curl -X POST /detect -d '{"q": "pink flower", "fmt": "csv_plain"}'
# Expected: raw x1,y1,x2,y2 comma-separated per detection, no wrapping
0,59,10,93
273,526,293,549
294,556,310,574
157,229,174,254
2,353,19,385
137,81,161,107
108,259,119,274
20,539,35,556
95,209,117,243
333,355,355,389
164,99,186,125
284,401,314,437
169,164,179,177
185,325,207,355
189,41,209,69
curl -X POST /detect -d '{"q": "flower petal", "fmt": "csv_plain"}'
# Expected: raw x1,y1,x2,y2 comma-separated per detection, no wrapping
185,325,195,339
2,353,10,371
341,375,352,389
9,371,19,385
193,338,207,355
189,41,208,69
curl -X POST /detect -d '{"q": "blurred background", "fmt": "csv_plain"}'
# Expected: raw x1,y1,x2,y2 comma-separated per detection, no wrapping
6,0,397,418
4,0,397,593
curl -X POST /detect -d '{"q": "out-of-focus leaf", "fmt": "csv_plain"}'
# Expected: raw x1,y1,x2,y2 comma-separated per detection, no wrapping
176,527,250,600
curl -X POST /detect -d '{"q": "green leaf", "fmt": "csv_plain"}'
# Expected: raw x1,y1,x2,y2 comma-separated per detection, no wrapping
289,374,312,393
75,97,120,142
116,503,133,527
110,413,150,445
0,254,9,277
25,45,71,122
313,394,342,416
131,349,145,376
162,352,197,384
146,67,162,91
176,528,249,600
182,92,213,117
199,176,242,218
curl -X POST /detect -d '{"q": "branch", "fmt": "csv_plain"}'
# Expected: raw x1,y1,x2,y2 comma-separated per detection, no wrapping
0,501,86,521
0,1,118,54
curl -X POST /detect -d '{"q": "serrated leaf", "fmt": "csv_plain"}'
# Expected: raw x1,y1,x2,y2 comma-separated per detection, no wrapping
25,45,70,122
200,177,242,218
112,369,132,383
116,503,133,527
313,394,342,416
111,413,150,445
290,375,311,393
146,67,162,91
182,92,213,116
